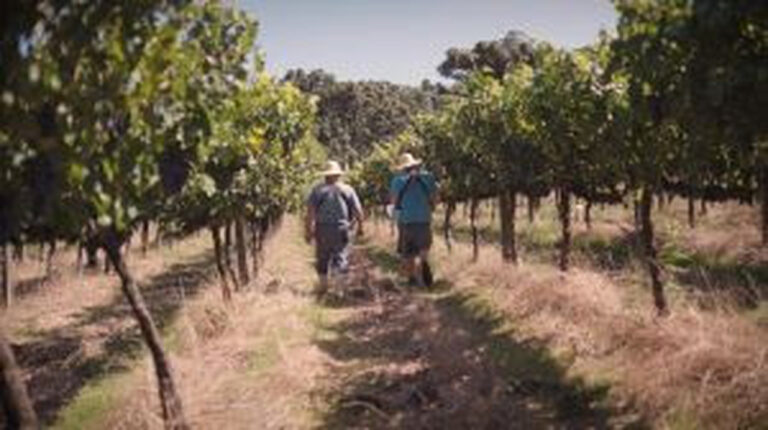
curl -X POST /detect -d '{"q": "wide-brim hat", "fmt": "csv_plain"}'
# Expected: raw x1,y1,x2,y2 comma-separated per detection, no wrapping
397,153,422,170
319,160,345,176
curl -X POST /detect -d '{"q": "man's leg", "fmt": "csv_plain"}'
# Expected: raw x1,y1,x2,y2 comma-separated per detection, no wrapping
415,223,433,287
317,274,329,294
328,227,351,289
418,249,433,287
399,224,421,285
404,256,418,285
396,223,408,280
314,226,331,296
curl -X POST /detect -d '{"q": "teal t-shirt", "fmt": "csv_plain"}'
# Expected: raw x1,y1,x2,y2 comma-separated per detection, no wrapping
389,171,437,224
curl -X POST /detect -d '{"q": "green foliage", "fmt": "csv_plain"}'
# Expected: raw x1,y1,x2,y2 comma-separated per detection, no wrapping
528,43,626,203
412,66,549,205
283,68,438,161
172,72,320,233
347,130,417,207
686,0,768,142
438,30,536,80
350,3,767,304
609,0,766,202
610,0,695,192
416,105,482,204
0,0,321,251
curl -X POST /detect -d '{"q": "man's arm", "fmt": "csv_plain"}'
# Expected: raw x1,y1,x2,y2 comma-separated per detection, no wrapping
389,176,400,206
350,189,365,236
427,174,440,206
305,188,317,243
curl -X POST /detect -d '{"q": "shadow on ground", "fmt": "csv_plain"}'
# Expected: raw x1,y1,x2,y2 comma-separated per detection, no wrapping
312,245,644,429
448,223,638,271
14,275,52,299
10,249,217,425
667,251,768,310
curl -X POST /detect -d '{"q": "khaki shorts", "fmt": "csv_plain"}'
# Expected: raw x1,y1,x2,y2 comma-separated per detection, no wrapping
397,223,432,258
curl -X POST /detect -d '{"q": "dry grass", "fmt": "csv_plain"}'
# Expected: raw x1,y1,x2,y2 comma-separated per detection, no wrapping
7,202,768,429
310,226,622,429
1,221,331,429
1,234,212,341
1,247,116,339
2,233,217,426
491,266,768,429
442,198,768,315
364,213,768,429
100,291,329,430
86,218,330,430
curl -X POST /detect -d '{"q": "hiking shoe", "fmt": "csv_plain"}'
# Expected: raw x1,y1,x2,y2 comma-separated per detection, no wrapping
312,287,328,300
313,278,329,299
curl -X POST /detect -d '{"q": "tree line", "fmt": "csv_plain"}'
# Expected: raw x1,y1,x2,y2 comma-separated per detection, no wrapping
282,68,441,162
352,1,767,317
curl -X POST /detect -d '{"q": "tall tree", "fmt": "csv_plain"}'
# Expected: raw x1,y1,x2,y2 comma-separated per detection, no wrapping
611,0,694,315
416,106,486,254
284,69,437,161
0,1,282,426
438,30,536,80
685,0,768,242
528,44,626,271
437,30,541,263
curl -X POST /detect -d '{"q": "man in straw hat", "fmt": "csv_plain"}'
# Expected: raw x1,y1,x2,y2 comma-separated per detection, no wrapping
305,160,364,296
390,153,438,287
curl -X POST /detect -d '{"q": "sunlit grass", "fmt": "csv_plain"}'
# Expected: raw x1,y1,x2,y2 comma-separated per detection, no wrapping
55,373,132,430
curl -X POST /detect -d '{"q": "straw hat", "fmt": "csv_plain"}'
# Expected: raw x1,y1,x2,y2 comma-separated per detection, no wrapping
319,160,345,176
397,153,422,170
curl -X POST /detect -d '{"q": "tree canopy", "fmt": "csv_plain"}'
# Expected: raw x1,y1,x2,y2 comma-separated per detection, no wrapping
283,68,438,161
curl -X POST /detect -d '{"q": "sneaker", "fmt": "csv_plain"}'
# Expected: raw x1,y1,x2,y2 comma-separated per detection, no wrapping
312,286,328,299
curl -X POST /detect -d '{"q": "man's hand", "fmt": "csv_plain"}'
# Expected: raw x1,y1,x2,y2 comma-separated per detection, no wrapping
305,205,315,244
357,223,365,238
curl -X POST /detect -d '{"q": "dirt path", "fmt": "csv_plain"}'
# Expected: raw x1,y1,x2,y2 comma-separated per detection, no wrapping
309,234,623,429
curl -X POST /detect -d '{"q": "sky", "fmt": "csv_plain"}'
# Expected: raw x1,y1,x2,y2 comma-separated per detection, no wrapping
238,0,618,86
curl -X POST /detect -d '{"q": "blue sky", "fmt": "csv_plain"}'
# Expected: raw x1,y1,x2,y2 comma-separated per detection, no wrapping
239,0,618,85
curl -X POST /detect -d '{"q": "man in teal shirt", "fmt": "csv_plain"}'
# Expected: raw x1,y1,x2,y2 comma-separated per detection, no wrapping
389,153,438,286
